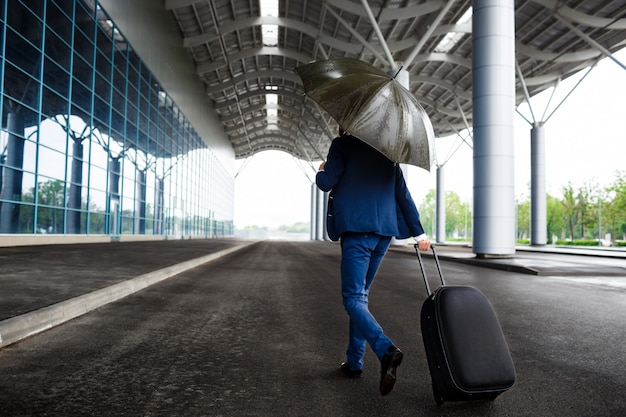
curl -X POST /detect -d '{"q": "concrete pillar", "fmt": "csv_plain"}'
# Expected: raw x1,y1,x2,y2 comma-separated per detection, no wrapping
316,186,325,240
107,158,121,235
0,154,4,196
154,177,164,235
436,165,446,243
472,0,516,256
310,183,317,240
67,138,84,234
0,112,25,234
530,125,547,245
135,169,146,234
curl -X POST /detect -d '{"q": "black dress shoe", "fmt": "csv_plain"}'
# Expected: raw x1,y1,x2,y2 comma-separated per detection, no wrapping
380,346,403,395
340,362,363,378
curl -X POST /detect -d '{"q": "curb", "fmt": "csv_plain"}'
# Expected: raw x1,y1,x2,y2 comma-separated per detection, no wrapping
0,241,257,349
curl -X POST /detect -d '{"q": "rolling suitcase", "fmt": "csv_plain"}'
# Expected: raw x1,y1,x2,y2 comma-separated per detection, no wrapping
414,244,516,405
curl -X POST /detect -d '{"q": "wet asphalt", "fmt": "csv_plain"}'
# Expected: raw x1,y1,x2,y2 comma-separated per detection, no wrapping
0,239,624,416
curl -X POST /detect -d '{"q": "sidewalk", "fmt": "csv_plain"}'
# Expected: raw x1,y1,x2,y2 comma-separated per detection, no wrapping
390,243,626,276
0,239,257,348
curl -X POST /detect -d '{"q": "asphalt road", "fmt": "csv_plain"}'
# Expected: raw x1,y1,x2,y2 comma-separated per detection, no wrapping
0,240,624,416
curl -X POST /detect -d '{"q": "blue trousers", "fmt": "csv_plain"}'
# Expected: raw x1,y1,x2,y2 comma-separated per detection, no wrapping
340,233,394,370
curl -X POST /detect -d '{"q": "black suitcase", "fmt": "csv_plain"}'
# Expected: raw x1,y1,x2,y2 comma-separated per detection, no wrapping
414,244,516,405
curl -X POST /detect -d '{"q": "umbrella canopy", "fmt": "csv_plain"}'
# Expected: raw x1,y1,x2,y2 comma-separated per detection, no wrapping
296,58,435,171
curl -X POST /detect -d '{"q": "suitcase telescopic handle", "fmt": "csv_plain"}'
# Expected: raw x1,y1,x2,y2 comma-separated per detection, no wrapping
413,243,446,296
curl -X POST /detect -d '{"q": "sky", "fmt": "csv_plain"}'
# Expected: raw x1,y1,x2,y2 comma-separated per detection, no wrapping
233,49,626,229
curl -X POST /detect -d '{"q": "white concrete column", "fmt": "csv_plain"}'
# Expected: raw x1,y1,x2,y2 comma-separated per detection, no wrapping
472,0,516,256
316,186,325,240
436,165,446,243
310,183,317,240
530,125,547,245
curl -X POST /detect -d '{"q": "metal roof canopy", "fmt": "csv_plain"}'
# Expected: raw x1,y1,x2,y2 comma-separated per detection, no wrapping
164,0,626,163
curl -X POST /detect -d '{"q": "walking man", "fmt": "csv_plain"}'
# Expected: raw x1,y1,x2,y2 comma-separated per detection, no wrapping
316,128,431,396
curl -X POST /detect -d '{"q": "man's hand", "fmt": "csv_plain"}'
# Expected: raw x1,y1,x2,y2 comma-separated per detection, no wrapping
319,161,325,171
416,238,431,252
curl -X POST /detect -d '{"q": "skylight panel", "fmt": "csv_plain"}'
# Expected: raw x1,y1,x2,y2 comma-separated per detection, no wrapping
260,0,279,46
434,7,472,53
266,93,278,127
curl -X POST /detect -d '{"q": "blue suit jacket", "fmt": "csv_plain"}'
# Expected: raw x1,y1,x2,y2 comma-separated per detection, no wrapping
316,135,425,241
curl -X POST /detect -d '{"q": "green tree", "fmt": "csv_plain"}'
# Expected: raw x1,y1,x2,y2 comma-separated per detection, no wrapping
418,189,436,236
37,180,67,233
445,191,471,239
546,193,564,242
608,171,626,241
19,188,35,233
561,183,578,240
577,182,594,239
516,193,530,240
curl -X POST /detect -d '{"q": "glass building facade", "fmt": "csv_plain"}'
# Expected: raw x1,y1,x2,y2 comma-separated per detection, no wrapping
0,0,234,237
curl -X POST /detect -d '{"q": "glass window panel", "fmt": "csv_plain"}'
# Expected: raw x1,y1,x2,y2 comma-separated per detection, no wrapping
21,138,37,173
73,53,93,88
4,28,38,73
96,23,113,52
37,206,65,234
41,86,68,119
127,83,138,107
113,43,128,69
73,30,94,63
138,87,149,114
43,57,69,96
36,176,66,207
72,78,92,113
71,104,90,124
127,65,139,90
95,50,112,80
44,28,71,70
46,2,72,46
37,146,67,180
90,141,108,171
93,96,110,126
126,102,138,124
139,75,149,97
22,0,45,19
128,48,140,72
2,103,37,144
7,3,43,48
74,1,95,38
88,164,108,193
17,201,36,234
110,109,124,135
113,67,126,93
88,211,105,234
3,63,38,111
111,87,124,112
94,72,110,103
72,53,94,84
20,167,36,197
51,0,74,22
3,61,40,112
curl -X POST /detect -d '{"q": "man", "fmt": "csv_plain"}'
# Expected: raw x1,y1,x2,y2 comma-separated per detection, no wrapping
316,128,430,396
